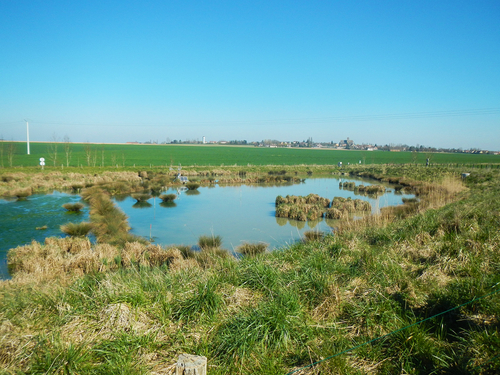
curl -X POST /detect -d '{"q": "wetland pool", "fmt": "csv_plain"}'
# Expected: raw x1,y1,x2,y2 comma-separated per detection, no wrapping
0,177,413,279
0,192,90,279
114,177,413,251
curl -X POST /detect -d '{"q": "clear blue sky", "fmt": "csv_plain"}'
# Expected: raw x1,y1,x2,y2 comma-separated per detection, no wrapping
1,1,499,150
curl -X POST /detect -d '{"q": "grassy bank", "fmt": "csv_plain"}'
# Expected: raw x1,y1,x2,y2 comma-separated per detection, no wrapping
1,166,499,374
0,161,489,198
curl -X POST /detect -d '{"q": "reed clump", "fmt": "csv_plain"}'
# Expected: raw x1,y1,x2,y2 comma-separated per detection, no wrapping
62,202,85,212
6,237,195,285
60,222,93,237
236,242,268,257
130,193,151,202
198,234,222,250
303,230,325,242
275,194,330,221
185,182,200,190
324,196,371,220
159,193,177,202
13,188,32,200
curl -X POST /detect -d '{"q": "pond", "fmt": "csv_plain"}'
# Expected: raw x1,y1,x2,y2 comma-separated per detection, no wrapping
0,192,90,279
113,177,413,252
0,177,413,279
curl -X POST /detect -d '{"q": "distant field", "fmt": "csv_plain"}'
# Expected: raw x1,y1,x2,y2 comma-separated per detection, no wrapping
1,142,499,168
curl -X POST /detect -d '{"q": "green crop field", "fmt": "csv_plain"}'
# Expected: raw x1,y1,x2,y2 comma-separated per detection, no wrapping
1,141,498,168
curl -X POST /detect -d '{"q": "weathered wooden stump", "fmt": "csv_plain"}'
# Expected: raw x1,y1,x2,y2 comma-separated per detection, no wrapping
175,354,207,375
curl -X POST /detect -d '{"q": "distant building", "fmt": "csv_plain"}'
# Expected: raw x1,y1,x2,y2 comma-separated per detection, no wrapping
338,137,354,148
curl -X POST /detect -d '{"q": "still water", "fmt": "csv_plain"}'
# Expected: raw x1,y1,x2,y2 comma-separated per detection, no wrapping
114,177,412,251
0,192,90,279
0,177,413,279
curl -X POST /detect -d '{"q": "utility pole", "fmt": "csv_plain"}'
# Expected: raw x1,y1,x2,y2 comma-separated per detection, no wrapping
25,119,30,155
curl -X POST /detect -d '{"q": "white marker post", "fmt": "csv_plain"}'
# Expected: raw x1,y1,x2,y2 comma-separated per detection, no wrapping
26,120,30,155
40,157,45,170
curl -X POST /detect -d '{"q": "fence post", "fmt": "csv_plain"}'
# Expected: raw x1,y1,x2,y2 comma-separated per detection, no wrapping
176,354,207,375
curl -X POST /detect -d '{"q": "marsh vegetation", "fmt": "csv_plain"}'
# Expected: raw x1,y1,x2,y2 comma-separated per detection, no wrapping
1,164,499,374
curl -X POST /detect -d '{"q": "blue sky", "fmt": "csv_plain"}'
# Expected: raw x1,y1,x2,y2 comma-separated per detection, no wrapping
1,1,499,150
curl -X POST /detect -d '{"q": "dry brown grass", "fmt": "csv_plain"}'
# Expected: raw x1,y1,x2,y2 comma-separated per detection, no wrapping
0,170,143,197
7,237,199,285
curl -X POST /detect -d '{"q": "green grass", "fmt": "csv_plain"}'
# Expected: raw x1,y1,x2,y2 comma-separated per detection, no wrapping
2,141,499,168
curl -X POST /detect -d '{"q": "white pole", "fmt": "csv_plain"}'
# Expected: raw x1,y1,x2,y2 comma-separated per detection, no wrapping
25,120,30,155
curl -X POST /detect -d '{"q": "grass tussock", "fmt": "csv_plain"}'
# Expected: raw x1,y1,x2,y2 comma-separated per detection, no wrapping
13,188,32,199
325,197,371,219
6,238,197,285
60,222,93,237
130,193,151,202
198,234,222,250
236,242,268,257
159,193,177,202
62,202,85,212
185,182,200,190
303,230,324,242
275,194,330,221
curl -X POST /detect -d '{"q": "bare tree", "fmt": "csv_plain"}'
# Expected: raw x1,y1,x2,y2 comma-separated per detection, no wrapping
101,146,105,167
91,150,98,167
411,150,418,164
0,137,4,168
7,142,16,167
63,135,72,167
48,134,59,166
111,153,117,167
84,143,92,166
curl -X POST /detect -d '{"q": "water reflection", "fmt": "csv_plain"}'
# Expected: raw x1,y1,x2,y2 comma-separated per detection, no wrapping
275,217,288,226
113,177,414,251
0,177,414,279
160,201,177,208
133,201,152,209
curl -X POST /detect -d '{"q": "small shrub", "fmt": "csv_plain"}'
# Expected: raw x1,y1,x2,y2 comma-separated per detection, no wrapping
186,182,200,190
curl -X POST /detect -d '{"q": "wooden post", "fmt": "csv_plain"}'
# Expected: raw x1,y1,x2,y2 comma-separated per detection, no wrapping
176,354,207,375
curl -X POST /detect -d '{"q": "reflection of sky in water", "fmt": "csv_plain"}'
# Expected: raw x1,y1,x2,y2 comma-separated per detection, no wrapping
115,178,414,252
0,178,413,280
0,192,89,279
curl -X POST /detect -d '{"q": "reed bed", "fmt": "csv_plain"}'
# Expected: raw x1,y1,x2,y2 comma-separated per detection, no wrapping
276,193,371,222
